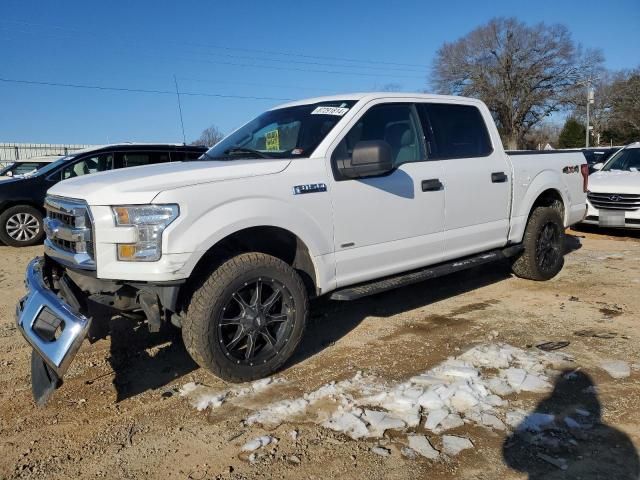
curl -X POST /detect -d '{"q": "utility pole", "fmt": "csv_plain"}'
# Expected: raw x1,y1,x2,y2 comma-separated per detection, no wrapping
586,86,594,148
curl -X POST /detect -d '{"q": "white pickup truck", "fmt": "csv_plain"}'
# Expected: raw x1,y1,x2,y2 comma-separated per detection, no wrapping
16,93,588,404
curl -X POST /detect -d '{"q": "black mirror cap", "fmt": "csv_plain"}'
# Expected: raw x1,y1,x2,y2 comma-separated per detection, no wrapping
337,140,394,179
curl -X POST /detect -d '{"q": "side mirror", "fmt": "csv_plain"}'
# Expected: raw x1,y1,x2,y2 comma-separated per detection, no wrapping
336,140,394,179
592,162,604,171
5,171,12,177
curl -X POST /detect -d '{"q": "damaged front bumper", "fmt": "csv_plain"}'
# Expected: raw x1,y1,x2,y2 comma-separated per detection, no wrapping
15,257,91,404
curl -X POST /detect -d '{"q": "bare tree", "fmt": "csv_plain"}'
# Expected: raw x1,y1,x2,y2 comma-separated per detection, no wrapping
431,18,603,149
608,68,640,139
191,125,224,147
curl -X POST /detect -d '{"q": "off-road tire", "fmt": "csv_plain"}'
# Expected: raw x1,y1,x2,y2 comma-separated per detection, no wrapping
511,206,565,281
182,252,308,382
0,205,45,247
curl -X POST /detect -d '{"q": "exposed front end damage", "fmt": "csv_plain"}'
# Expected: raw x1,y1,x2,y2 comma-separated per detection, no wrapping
16,256,182,405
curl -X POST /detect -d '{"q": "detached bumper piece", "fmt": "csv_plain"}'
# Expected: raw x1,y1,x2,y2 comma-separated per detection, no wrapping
15,257,91,405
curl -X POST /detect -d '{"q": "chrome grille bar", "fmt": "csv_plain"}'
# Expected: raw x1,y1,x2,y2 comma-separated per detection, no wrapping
588,191,640,211
44,196,95,270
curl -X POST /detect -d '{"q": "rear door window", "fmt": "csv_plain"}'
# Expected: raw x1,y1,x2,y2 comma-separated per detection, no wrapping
419,103,493,159
120,151,171,168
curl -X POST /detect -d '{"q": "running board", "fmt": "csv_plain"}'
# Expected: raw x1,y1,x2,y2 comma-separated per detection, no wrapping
329,245,523,301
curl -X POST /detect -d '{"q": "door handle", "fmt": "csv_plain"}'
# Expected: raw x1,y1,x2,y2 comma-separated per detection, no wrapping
421,179,444,192
491,172,508,183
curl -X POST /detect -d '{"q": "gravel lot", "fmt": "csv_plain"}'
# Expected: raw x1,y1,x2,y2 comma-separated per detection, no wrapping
1,227,639,479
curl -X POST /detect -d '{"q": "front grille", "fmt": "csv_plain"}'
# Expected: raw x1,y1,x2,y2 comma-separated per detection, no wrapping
44,196,95,269
588,191,640,211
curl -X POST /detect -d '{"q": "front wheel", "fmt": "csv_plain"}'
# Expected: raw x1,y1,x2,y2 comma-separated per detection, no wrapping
511,206,565,281
182,253,308,382
0,205,45,247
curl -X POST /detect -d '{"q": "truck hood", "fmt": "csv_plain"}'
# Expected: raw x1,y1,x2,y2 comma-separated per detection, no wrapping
589,170,640,195
48,159,291,205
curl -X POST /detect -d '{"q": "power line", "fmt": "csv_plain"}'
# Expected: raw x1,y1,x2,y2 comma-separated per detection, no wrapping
0,19,428,69
0,26,425,80
0,77,293,101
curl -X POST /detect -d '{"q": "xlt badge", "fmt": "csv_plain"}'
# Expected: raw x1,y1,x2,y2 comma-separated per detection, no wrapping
293,183,327,195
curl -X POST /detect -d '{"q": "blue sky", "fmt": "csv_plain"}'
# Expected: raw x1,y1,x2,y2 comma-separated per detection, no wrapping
1,0,638,144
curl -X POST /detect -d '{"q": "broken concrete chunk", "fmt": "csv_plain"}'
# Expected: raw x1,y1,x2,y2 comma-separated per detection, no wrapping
487,377,514,396
438,413,465,431
438,365,480,380
401,447,418,460
371,446,391,457
481,413,505,430
600,360,631,379
442,435,474,456
450,389,480,412
519,374,552,393
503,368,527,390
424,409,449,431
362,409,405,437
515,412,555,432
322,411,369,439
407,435,439,460
417,390,445,410
241,435,276,452
410,374,443,386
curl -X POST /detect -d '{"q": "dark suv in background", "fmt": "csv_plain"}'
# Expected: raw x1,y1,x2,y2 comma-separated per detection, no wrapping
0,144,206,247
582,147,620,173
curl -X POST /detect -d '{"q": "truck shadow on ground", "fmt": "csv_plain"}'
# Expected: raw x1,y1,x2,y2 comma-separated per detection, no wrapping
503,370,639,479
290,260,514,367
88,305,197,402
291,235,582,368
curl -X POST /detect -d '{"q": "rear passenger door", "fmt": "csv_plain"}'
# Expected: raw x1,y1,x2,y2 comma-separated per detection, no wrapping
418,103,511,260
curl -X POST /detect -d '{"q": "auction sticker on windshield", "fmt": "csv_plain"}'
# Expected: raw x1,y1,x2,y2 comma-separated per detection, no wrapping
265,129,280,151
311,106,349,116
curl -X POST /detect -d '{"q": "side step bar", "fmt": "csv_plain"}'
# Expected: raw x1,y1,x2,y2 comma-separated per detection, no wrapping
329,245,523,301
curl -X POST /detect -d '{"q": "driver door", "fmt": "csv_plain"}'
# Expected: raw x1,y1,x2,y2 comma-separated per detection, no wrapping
328,101,446,287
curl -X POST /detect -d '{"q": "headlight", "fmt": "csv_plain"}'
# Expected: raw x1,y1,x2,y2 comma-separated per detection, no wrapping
112,204,179,262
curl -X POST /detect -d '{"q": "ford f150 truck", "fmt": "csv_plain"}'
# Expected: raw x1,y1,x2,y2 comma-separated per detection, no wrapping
15,93,589,404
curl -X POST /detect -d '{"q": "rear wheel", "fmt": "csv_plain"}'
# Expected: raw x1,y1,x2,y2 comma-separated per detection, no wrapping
511,206,565,281
0,205,44,247
182,253,308,382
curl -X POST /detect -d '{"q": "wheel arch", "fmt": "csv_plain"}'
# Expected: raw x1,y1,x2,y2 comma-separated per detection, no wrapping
178,225,322,314
509,170,569,243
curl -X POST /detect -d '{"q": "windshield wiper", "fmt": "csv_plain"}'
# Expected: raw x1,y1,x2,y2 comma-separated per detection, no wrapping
224,147,271,159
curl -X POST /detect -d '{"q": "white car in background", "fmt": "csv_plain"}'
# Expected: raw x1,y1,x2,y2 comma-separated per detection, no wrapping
583,142,640,229
0,155,61,180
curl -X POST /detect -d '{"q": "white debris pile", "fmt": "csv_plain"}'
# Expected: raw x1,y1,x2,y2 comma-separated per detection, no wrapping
243,343,572,442
179,377,286,412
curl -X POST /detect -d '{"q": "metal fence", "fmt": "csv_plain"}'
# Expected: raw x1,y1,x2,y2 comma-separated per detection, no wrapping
0,143,97,167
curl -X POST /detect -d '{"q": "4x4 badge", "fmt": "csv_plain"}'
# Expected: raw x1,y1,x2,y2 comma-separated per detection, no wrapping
293,183,327,195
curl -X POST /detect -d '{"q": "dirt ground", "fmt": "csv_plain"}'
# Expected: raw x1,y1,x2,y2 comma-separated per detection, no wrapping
1,226,639,480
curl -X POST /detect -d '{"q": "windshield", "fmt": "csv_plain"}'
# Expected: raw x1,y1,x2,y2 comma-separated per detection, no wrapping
203,100,357,160
0,161,52,176
602,148,640,172
28,155,75,177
